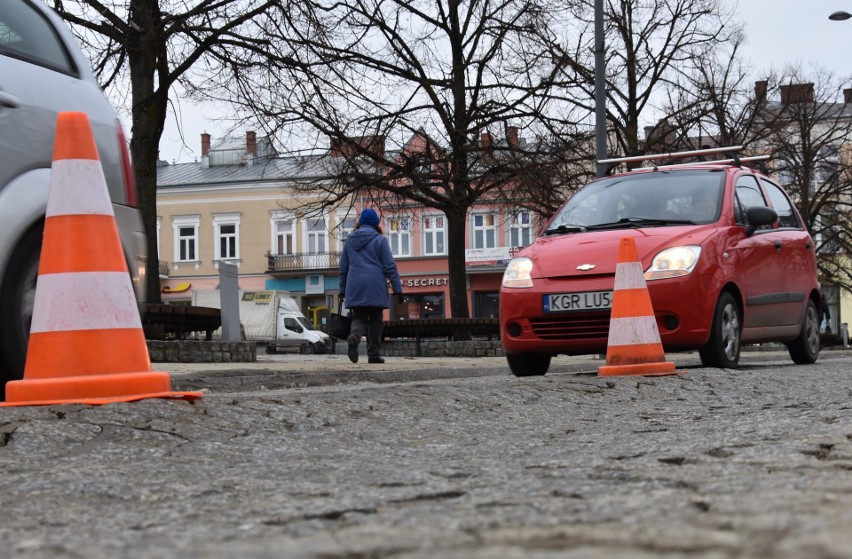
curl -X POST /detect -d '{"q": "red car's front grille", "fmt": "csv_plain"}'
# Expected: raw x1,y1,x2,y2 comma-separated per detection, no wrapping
529,313,610,340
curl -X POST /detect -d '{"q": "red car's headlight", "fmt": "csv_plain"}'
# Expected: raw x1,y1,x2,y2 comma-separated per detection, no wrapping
645,246,701,280
502,257,534,288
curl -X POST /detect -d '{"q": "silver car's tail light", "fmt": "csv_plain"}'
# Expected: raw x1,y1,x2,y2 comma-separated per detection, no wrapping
116,121,138,208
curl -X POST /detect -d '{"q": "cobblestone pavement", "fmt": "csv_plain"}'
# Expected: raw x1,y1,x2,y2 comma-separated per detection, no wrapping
0,351,850,559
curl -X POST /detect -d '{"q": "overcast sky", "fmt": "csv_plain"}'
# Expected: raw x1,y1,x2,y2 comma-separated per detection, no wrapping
155,0,851,164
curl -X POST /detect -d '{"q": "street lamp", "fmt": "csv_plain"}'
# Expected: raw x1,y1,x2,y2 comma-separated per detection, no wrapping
829,10,851,20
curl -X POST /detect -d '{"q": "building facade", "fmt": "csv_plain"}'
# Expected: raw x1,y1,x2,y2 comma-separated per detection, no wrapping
753,81,852,336
156,132,536,327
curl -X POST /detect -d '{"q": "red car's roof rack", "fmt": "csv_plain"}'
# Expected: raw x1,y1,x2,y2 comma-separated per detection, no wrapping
598,145,769,175
634,155,770,172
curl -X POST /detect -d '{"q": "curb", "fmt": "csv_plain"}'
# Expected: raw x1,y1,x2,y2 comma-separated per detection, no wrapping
169,363,511,393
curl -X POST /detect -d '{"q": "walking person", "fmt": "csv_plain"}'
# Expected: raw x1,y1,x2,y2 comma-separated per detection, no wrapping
339,208,404,364
820,293,832,334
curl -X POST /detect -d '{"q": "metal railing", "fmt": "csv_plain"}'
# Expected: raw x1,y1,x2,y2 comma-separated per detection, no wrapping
267,251,342,272
158,259,170,277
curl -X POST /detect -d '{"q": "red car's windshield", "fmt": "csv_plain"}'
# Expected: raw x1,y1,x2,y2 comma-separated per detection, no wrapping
548,169,726,231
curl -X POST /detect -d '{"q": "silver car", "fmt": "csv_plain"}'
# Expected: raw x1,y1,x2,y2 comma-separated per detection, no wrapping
0,0,147,392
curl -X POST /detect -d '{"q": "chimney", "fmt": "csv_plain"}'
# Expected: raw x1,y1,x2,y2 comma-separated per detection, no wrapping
780,83,814,104
201,133,211,168
506,126,519,149
754,80,768,103
246,131,257,155
363,135,385,157
329,135,384,157
329,137,342,157
201,133,211,157
481,131,492,150
844,89,852,104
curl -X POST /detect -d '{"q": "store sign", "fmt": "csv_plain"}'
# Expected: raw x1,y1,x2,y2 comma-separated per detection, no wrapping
305,273,325,294
404,276,449,288
242,291,273,304
465,247,511,264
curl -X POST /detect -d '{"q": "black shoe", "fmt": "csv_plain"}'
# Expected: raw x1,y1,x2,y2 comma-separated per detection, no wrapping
368,357,385,364
347,335,359,363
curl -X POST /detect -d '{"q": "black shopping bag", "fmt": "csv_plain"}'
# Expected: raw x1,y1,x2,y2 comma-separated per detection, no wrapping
328,312,352,339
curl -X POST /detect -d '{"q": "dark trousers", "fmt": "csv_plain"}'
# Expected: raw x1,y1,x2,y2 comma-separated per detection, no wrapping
350,307,384,359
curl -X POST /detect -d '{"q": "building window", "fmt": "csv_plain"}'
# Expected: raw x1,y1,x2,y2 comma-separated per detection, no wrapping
422,214,446,256
336,211,357,249
388,216,412,257
817,146,840,190
305,214,328,254
272,212,296,255
472,213,497,249
815,211,843,254
508,210,534,248
213,213,240,261
775,164,795,188
173,215,199,262
156,216,161,258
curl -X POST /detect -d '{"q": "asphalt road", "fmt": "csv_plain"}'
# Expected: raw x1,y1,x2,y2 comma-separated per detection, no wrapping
0,349,850,559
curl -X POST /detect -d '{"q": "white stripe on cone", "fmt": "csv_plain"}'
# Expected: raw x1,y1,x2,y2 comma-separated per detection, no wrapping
607,316,662,346
613,261,647,290
47,160,114,217
30,272,142,333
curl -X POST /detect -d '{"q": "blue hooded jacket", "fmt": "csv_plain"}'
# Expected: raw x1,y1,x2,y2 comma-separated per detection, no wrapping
339,226,403,308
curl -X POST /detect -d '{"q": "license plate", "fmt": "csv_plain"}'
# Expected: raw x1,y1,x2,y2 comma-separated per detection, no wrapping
544,291,612,313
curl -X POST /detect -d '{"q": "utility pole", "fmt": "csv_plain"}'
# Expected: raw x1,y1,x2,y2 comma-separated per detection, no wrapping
594,0,607,177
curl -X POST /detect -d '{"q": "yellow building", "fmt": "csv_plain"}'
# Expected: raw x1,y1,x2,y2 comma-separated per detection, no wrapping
156,132,354,324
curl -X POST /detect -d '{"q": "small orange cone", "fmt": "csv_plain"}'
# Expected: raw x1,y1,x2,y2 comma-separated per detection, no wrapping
1,112,202,406
598,237,680,377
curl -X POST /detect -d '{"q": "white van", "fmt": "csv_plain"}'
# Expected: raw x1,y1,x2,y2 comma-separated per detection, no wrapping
273,298,332,354
192,290,332,354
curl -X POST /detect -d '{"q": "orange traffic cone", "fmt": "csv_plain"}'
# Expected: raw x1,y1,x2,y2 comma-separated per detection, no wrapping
1,112,202,406
598,236,680,377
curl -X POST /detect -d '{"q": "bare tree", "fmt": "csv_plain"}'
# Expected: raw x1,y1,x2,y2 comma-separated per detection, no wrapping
756,69,852,295
550,0,739,160
213,0,588,319
49,0,283,304
653,29,761,151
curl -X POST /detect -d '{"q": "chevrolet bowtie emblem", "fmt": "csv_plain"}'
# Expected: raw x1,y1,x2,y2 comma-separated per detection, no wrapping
576,264,596,271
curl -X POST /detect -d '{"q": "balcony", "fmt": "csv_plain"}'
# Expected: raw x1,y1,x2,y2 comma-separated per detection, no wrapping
267,251,342,273
158,259,170,278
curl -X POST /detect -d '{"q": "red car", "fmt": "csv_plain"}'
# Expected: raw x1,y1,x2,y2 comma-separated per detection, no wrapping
499,147,821,376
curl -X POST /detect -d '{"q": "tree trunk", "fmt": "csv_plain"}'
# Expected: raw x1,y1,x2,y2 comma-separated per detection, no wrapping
128,0,169,304
445,207,471,320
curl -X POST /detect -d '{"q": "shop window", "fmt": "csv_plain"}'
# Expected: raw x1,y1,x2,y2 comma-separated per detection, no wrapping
394,293,445,319
474,292,500,319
